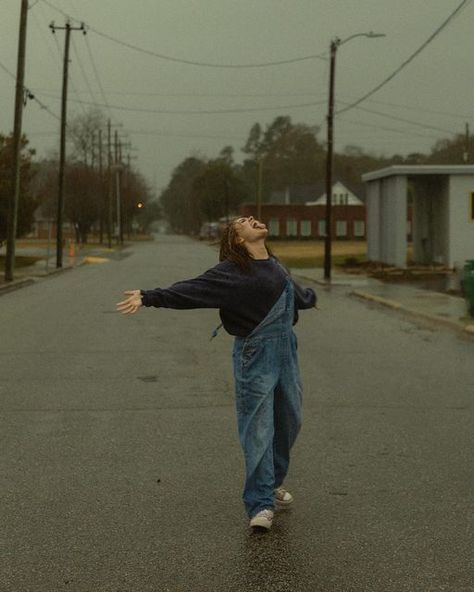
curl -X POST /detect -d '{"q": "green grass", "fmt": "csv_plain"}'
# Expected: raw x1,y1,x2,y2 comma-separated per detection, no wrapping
277,253,367,269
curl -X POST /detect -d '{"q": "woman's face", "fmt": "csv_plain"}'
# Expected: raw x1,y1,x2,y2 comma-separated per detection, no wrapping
234,216,268,245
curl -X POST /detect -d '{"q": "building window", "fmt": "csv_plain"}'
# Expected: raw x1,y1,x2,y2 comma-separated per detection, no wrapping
407,220,412,235
286,218,297,237
301,220,311,237
318,220,326,237
268,218,280,237
471,192,474,221
336,220,347,237
353,220,365,237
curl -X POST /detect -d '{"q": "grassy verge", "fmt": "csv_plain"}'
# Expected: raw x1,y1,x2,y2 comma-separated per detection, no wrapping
269,240,367,268
0,255,42,271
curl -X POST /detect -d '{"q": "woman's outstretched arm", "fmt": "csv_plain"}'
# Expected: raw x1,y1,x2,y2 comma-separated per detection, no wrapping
116,261,236,314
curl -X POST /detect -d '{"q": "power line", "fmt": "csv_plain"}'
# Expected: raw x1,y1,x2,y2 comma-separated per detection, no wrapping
335,117,444,141
337,102,458,136
30,88,329,99
26,84,474,121
40,0,327,69
34,92,328,115
341,95,474,122
71,33,97,105
0,57,60,121
83,34,112,117
336,0,471,115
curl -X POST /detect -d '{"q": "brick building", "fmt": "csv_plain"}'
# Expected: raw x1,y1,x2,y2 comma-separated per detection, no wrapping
239,203,367,240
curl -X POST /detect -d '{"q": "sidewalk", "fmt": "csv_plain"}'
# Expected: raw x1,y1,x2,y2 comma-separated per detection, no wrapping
291,267,474,337
0,243,121,295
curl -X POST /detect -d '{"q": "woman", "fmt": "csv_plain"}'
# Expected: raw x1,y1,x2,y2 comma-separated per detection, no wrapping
116,216,317,530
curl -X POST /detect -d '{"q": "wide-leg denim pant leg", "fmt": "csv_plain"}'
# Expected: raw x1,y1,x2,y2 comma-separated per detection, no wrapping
233,336,278,518
273,332,303,490
232,279,302,519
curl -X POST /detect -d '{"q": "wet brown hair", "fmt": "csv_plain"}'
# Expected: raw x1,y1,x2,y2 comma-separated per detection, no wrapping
219,218,273,272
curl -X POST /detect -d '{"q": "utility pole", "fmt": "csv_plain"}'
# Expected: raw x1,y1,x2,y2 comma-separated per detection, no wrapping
224,176,230,223
256,157,263,220
98,128,104,244
5,0,28,282
90,130,96,169
118,139,124,244
324,38,338,281
107,119,113,248
50,20,86,268
464,123,470,163
114,130,122,245
322,32,385,281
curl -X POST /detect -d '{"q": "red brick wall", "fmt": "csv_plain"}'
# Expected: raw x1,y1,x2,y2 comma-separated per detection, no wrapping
239,203,413,240
239,203,366,239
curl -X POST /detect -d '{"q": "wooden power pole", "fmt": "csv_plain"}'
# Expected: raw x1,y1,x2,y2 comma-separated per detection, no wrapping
49,20,86,268
4,0,29,282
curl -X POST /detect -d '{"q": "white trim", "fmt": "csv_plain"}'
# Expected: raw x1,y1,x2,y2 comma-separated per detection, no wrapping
362,165,474,182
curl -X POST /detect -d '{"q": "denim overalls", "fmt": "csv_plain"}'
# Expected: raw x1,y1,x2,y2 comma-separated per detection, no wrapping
232,277,302,518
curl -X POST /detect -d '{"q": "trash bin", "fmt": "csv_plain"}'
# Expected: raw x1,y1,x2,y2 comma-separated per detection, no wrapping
463,260,474,317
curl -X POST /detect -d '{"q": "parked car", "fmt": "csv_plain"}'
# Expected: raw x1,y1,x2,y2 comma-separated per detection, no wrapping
199,222,219,240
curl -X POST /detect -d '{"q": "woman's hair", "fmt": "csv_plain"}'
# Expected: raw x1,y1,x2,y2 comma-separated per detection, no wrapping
219,218,272,271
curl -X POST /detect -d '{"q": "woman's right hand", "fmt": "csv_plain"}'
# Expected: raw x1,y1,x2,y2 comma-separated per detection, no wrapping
116,290,142,315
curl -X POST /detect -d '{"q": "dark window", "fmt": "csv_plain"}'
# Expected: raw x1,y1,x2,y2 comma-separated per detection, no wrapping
471,192,474,221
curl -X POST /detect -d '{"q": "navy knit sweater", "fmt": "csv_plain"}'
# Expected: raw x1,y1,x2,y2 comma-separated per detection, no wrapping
140,256,316,337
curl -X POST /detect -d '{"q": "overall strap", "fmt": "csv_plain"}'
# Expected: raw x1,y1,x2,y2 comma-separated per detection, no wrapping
210,322,224,341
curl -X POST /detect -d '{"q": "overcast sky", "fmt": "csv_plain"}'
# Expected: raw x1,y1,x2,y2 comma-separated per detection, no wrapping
0,0,472,194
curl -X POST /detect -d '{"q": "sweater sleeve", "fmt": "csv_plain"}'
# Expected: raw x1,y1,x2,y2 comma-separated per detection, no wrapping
140,262,235,309
292,279,317,310
272,255,317,310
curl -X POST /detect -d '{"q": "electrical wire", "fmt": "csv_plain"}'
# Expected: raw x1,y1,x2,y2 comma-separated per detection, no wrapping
30,88,329,99
337,102,458,136
335,0,471,115
83,34,112,117
0,58,61,121
26,84,474,121
336,116,449,141
35,93,328,115
127,130,246,141
341,95,474,122
71,34,97,105
40,0,327,68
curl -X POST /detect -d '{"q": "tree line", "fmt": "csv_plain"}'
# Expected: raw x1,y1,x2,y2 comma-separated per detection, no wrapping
160,115,470,235
0,109,159,246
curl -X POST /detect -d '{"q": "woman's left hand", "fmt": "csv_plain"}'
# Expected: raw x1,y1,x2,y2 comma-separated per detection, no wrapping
116,290,142,315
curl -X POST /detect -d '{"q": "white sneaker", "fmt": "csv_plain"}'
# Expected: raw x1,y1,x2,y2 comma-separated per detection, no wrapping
249,509,274,530
274,486,294,508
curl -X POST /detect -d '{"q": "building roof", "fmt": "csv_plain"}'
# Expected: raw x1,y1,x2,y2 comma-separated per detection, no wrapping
362,165,474,182
269,179,365,204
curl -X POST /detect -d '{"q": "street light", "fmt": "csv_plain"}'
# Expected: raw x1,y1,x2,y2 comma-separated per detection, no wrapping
323,31,385,281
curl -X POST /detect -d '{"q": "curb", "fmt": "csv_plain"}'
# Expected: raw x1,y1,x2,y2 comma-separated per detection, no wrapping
0,277,37,295
0,259,85,297
351,289,474,337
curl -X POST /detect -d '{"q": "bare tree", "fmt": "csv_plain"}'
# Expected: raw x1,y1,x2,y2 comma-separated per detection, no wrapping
67,108,106,166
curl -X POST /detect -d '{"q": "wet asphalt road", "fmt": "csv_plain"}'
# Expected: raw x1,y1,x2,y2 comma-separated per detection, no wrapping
1,235,473,592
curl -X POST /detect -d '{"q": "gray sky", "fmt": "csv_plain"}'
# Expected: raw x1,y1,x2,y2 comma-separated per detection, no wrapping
1,0,472,194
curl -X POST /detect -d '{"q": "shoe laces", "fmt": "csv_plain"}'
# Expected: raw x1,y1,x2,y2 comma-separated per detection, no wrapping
258,509,274,519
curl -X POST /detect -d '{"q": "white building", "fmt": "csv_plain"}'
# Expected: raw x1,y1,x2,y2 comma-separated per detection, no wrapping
362,165,474,269
306,181,364,206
